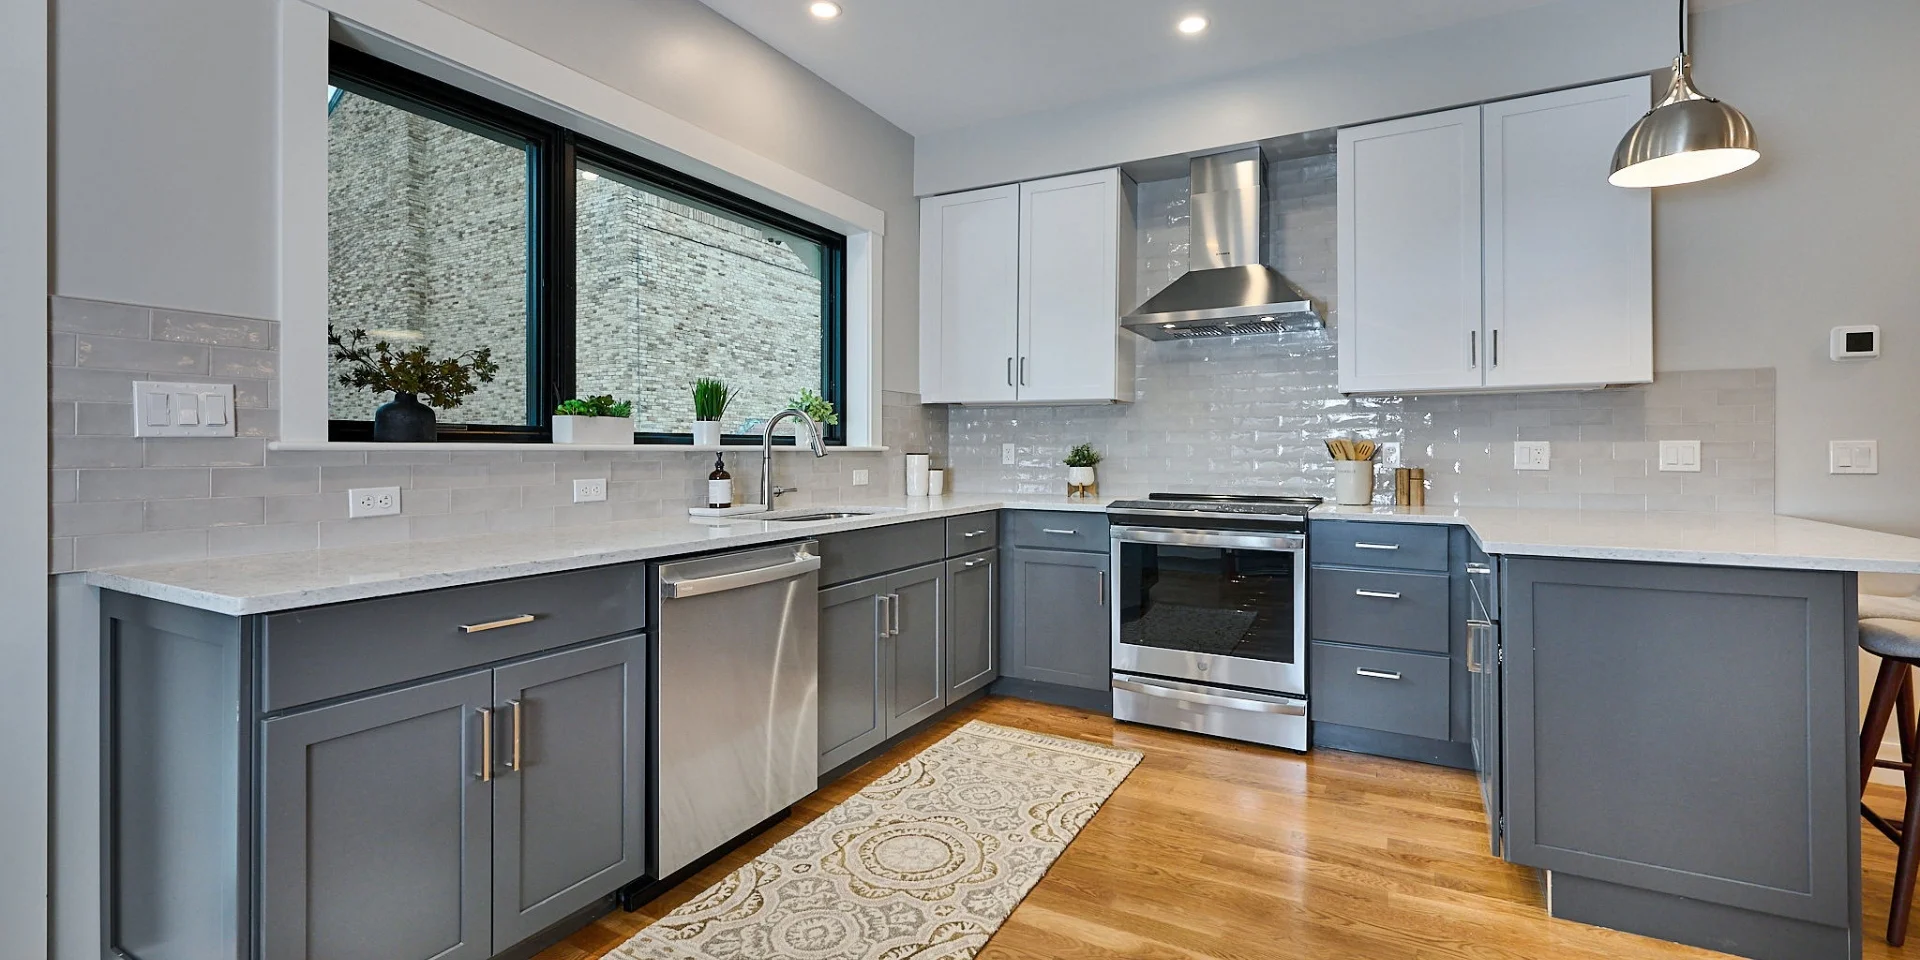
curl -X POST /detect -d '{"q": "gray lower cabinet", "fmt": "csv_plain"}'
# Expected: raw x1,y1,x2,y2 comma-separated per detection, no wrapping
945,551,997,700
261,634,645,960
261,670,495,960
886,563,946,736
818,562,948,770
1002,547,1109,690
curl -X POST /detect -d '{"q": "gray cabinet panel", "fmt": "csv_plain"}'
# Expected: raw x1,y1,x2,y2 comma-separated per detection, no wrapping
818,519,944,587
946,514,999,555
1311,519,1450,571
1503,558,1854,927
1001,510,1109,553
261,563,646,712
261,670,493,960
490,636,646,948
1309,566,1451,653
1310,642,1451,740
946,551,998,700
819,577,888,770
887,563,946,736
1003,547,1110,690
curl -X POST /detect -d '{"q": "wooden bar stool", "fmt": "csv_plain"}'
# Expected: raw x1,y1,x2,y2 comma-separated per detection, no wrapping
1860,617,1920,945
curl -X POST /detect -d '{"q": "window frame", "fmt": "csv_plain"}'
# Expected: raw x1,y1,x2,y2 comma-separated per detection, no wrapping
325,44,849,446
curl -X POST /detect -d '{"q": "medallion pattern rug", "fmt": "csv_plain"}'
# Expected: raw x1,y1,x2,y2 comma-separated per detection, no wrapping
612,721,1142,960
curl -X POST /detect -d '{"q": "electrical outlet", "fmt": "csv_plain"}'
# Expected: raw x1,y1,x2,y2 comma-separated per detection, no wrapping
1830,440,1879,475
1658,440,1702,472
851,469,870,487
1513,441,1551,471
348,486,401,518
573,478,607,503
1001,443,1017,465
1380,442,1402,468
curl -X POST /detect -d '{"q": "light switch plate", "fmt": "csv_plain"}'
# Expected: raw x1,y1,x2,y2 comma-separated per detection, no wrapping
572,478,607,503
133,381,236,438
851,469,870,486
1658,440,1702,472
1830,440,1879,475
348,487,401,518
1514,441,1551,471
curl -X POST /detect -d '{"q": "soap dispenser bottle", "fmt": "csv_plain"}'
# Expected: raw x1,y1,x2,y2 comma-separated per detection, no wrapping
707,454,732,510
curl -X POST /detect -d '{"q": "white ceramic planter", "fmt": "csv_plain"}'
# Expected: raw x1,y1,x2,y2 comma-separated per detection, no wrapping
552,415,634,445
692,421,723,446
1066,466,1097,487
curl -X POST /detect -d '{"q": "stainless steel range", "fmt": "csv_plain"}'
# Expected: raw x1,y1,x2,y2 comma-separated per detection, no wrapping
1108,493,1318,751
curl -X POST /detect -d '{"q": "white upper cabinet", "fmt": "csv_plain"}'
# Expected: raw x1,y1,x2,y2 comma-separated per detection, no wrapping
1482,77,1653,389
919,185,1020,404
1337,106,1485,394
1337,77,1653,395
920,170,1134,405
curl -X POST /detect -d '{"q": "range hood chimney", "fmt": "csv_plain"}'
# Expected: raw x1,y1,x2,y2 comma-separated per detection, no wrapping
1122,147,1322,341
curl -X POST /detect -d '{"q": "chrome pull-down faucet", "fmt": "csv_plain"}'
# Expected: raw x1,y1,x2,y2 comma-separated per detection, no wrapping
760,408,827,507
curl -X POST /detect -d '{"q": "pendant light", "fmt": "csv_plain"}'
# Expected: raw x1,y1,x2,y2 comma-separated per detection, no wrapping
1609,0,1758,188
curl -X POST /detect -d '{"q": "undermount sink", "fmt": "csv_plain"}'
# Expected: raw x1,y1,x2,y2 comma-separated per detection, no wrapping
758,507,902,523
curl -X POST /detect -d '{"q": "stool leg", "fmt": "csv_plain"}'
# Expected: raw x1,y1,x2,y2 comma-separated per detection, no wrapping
1865,658,1906,798
1893,664,1920,946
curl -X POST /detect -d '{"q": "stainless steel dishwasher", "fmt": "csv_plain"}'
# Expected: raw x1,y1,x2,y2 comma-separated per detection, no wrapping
654,540,820,877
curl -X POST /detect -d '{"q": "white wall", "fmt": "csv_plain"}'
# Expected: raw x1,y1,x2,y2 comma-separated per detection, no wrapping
1657,0,1920,537
913,0,1674,196
2,0,50,955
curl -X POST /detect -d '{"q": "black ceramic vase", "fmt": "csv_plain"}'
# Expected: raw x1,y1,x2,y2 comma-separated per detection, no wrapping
373,392,437,442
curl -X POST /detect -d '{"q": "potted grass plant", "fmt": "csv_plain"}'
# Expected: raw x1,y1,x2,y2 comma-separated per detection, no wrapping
1064,443,1102,498
328,327,499,442
691,378,732,446
552,395,635,445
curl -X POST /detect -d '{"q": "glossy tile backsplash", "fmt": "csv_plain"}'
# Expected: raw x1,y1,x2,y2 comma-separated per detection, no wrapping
940,151,1776,512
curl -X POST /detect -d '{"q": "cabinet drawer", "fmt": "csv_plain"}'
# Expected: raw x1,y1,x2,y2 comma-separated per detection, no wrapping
1001,510,1108,553
261,564,646,712
818,519,945,587
1310,567,1450,653
945,514,999,555
1312,520,1449,571
1311,642,1451,740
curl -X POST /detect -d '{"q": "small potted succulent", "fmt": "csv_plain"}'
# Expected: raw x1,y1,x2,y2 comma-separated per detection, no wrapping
1064,443,1102,498
328,327,499,442
691,377,732,446
552,395,634,445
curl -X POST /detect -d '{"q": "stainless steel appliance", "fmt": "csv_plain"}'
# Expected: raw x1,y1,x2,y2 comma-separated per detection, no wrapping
654,541,820,876
1109,494,1317,750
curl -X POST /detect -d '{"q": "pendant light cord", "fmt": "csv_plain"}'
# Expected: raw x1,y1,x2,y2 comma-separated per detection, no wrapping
1679,0,1690,56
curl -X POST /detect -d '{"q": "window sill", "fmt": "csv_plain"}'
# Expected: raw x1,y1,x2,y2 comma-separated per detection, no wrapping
268,441,888,454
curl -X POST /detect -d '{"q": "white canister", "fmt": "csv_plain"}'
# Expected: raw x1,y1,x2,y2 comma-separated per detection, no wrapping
1334,460,1375,506
905,454,931,496
928,469,946,496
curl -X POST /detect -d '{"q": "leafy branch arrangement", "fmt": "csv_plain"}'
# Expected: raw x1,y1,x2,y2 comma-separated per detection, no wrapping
787,387,839,427
1063,443,1103,468
692,378,732,422
555,395,633,419
328,327,499,409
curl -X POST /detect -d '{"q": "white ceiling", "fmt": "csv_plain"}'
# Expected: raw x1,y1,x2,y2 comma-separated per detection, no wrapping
695,0,1576,135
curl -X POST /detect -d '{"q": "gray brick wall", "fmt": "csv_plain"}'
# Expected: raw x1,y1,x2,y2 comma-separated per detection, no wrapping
939,150,1776,512
49,296,931,573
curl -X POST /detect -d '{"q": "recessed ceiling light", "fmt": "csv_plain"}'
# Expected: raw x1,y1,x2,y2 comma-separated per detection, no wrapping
1177,15,1209,34
809,1,842,19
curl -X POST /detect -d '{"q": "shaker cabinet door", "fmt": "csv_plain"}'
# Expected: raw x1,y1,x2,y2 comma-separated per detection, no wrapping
260,671,494,960
946,551,998,700
1017,169,1129,403
490,636,646,948
819,577,889,771
886,563,947,737
920,186,1021,404
1005,547,1111,690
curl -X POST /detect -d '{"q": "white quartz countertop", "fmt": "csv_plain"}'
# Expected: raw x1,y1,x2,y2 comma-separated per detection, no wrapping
87,491,1920,616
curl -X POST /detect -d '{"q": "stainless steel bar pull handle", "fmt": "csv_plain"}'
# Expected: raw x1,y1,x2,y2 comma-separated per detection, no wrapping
1020,357,1028,385
1355,669,1403,681
508,699,524,772
890,593,902,636
477,707,495,782
1042,528,1078,536
462,614,536,634
1097,570,1107,607
1354,589,1402,599
1006,357,1014,386
1465,563,1493,575
1470,329,1478,367
1492,329,1500,367
963,558,988,568
962,529,987,538
875,594,891,637
1353,542,1400,551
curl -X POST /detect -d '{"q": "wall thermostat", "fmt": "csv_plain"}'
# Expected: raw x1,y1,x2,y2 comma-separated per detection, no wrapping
1831,325,1880,360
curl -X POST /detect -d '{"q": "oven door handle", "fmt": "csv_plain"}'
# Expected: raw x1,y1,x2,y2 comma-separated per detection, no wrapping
1111,677,1307,715
1110,525,1305,552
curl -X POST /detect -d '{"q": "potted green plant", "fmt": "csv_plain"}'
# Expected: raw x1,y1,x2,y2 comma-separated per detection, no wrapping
328,327,499,442
691,378,732,446
782,387,838,439
553,395,634,445
1064,442,1103,497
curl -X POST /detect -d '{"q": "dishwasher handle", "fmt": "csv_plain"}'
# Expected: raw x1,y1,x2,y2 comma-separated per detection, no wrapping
660,552,821,599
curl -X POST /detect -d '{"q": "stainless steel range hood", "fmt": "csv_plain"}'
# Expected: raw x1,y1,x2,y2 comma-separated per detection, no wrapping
1122,147,1322,341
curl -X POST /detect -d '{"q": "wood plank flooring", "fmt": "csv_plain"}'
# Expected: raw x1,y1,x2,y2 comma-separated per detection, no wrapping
537,696,1919,960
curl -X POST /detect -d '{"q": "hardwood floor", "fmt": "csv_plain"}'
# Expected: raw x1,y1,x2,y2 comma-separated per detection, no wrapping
538,696,1919,960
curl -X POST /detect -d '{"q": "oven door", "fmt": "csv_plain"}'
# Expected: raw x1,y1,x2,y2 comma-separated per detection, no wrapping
1110,524,1307,696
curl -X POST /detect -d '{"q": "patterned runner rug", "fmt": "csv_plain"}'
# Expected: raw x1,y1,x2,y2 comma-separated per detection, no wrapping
613,720,1142,960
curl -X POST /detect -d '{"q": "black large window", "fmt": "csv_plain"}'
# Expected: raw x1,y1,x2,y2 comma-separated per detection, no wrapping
326,45,848,444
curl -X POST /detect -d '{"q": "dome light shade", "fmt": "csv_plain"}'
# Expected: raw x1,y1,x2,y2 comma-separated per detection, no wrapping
1610,53,1758,188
